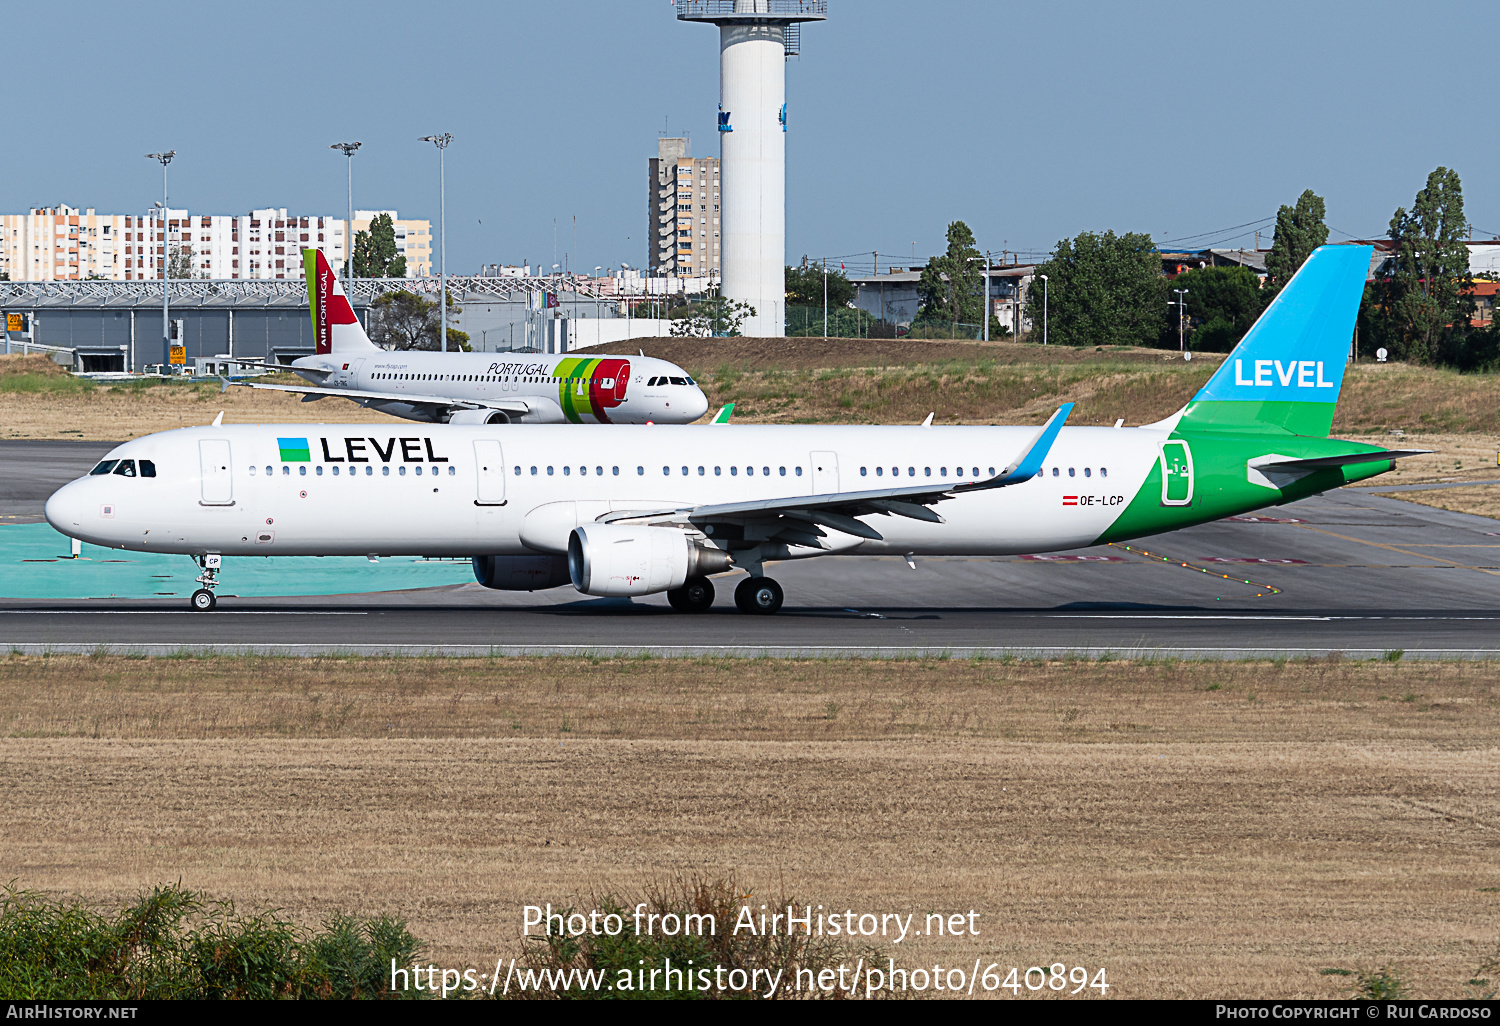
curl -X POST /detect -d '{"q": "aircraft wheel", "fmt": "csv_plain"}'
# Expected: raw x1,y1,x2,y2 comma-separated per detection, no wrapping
667,576,715,613
190,589,217,612
734,576,783,615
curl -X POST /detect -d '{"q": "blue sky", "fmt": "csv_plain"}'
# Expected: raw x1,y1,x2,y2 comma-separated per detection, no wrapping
5,0,1496,276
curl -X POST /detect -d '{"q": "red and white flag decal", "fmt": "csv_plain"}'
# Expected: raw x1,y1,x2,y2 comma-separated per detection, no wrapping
1062,496,1078,506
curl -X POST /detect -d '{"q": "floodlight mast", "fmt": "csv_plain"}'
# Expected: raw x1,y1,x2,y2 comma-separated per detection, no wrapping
676,1,828,338
330,142,361,290
420,134,452,351
145,151,175,368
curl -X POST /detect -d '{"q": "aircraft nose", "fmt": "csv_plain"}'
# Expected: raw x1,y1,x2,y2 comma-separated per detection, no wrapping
44,482,84,534
687,387,710,422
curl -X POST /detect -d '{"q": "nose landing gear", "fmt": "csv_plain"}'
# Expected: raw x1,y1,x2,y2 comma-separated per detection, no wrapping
191,554,221,611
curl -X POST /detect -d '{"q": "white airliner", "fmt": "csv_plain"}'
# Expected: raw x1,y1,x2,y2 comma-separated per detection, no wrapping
235,250,709,426
45,246,1423,614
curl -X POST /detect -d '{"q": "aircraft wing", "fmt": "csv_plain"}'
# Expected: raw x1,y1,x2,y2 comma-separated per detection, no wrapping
603,404,1073,543
233,380,532,414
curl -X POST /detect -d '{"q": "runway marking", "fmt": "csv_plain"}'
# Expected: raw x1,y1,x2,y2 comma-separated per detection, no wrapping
1292,523,1500,578
0,610,369,616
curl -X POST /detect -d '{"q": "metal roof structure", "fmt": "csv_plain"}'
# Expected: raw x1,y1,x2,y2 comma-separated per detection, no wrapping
0,274,616,309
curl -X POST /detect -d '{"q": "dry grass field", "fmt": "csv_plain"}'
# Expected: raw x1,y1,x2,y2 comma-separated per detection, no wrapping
1,654,1497,999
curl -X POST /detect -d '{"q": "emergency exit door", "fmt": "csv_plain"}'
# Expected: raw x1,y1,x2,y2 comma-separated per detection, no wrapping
473,439,506,505
198,439,234,505
1159,440,1194,506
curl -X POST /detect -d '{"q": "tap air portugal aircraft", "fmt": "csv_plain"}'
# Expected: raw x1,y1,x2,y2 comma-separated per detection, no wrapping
233,249,709,426
47,245,1426,614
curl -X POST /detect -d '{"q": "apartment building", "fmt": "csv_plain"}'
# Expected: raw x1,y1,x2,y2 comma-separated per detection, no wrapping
0,206,430,281
647,137,720,279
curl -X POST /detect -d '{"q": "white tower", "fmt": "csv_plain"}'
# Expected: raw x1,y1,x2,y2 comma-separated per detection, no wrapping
678,1,826,338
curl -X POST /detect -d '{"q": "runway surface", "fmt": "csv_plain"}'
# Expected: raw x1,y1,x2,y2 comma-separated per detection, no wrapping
5,440,1500,658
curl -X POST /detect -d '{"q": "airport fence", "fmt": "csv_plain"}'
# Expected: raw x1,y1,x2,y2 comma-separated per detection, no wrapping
785,305,985,340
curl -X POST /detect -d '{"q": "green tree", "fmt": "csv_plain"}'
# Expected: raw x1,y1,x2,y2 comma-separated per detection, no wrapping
167,245,198,279
367,290,471,351
1031,230,1164,347
1172,265,1266,352
785,260,854,308
352,214,405,278
669,295,756,337
1373,167,1472,363
918,221,983,326
1264,189,1329,294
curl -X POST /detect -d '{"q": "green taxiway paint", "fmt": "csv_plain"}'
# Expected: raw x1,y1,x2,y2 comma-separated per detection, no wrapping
0,524,475,600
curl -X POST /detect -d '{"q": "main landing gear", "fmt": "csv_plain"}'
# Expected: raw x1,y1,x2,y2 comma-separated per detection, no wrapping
666,575,715,613
734,576,783,615
190,554,221,611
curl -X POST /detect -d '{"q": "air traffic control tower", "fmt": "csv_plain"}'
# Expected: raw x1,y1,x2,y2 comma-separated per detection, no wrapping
676,0,827,338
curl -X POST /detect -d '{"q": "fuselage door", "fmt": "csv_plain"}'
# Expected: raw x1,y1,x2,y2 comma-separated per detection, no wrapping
1159,440,1194,506
199,438,234,505
474,439,507,506
810,451,839,494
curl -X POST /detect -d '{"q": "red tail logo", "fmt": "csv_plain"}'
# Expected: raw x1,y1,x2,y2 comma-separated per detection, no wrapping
309,249,357,355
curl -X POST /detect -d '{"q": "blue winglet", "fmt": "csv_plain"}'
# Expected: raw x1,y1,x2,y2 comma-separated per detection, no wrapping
993,403,1073,486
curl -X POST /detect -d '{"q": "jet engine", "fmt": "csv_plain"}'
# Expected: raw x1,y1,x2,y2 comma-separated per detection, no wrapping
447,409,510,425
567,524,731,597
472,554,571,591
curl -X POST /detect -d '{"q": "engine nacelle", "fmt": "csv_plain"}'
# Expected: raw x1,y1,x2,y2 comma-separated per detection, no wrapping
567,524,731,597
447,408,510,425
472,554,571,591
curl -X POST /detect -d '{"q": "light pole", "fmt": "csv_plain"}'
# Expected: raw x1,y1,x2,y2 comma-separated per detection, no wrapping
822,258,828,339
1038,274,1049,346
419,133,452,351
145,151,175,370
1170,288,1189,352
330,142,361,286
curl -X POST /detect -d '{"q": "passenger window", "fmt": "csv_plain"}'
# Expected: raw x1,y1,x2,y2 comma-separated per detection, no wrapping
730,466,737,476
1100,467,1108,478
399,466,407,476
266,466,273,475
547,467,554,476
382,466,390,476
682,466,689,476
90,460,118,476
1084,467,1092,478
939,467,946,477
331,466,339,476
907,468,915,477
283,466,290,476
697,466,705,476
316,466,324,476
714,466,721,476
597,466,604,476
113,460,136,477
637,467,644,476
249,465,257,476
1052,467,1059,477
924,467,932,477
299,466,307,476
761,467,769,476
875,467,883,476
449,466,456,476
563,466,570,476
973,468,979,478
366,466,373,476
612,466,619,476
514,466,521,475
860,467,867,476
578,466,585,476
415,466,423,476
531,466,538,475
1068,468,1075,477
779,467,786,476
795,467,802,477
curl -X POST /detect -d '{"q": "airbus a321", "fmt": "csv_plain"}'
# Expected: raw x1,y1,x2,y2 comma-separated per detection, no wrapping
234,249,709,426
47,245,1425,614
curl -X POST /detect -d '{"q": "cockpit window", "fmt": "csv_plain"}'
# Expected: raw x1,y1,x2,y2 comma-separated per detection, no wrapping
112,460,137,477
668,376,688,386
89,460,119,476
139,460,156,478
